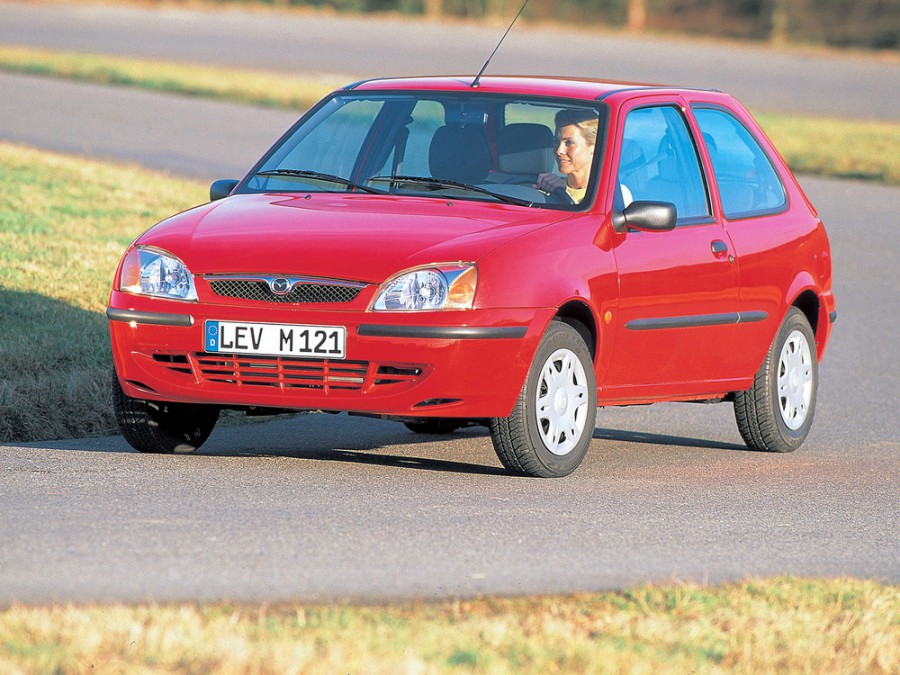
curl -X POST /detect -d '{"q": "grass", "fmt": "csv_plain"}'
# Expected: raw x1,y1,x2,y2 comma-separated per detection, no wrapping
1,44,899,185
0,142,206,442
757,112,900,184
0,45,344,112
0,577,896,673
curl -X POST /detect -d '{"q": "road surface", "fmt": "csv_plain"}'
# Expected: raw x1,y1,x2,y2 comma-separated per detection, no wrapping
0,1,898,120
0,8,896,603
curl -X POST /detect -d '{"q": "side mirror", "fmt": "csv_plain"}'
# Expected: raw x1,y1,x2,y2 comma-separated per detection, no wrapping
210,179,239,202
612,201,677,233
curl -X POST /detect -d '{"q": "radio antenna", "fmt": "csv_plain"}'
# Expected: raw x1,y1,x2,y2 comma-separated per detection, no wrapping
470,0,530,89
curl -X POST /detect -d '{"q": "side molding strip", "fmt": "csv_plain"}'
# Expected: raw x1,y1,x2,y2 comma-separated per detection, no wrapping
626,311,768,331
107,307,194,327
357,325,527,339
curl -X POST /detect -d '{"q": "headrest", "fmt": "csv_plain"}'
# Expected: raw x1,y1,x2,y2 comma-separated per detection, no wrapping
619,138,647,177
497,123,555,174
429,125,492,184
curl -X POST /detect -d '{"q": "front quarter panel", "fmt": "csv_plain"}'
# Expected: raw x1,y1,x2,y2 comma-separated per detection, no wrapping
475,213,617,366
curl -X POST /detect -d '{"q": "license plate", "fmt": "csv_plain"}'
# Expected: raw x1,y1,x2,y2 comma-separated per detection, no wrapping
204,320,346,359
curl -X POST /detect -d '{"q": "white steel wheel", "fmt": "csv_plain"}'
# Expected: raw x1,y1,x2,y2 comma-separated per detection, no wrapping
535,347,590,456
489,321,597,478
734,307,818,453
777,329,814,431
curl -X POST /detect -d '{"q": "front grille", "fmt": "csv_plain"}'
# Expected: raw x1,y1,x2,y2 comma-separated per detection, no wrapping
148,351,427,395
208,279,362,304
193,353,369,391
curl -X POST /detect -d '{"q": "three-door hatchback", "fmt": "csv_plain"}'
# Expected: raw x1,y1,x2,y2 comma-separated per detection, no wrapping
108,76,835,477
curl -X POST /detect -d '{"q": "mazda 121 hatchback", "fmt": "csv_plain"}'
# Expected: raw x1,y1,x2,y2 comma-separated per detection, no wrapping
108,76,835,477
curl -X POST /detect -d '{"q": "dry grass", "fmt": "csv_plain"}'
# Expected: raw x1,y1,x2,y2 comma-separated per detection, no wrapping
0,45,343,111
0,577,896,673
757,112,900,184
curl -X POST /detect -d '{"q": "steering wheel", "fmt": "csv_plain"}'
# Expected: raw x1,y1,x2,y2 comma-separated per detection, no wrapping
546,187,574,205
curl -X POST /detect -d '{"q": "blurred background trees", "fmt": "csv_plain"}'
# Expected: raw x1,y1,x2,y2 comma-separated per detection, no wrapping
219,0,898,49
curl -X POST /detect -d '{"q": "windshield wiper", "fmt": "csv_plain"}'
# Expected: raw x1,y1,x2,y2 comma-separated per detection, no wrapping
369,175,534,207
256,169,385,195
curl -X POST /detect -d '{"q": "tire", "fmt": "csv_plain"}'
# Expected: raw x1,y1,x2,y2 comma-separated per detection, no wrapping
404,419,461,434
489,321,597,477
734,307,818,453
112,372,219,454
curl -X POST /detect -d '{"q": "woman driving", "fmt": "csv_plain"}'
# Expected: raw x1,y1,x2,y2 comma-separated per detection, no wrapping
534,108,598,204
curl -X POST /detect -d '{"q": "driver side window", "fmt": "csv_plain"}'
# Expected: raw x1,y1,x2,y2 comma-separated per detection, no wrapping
617,106,710,221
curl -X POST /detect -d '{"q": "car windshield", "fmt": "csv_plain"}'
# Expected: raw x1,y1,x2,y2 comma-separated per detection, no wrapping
242,92,605,210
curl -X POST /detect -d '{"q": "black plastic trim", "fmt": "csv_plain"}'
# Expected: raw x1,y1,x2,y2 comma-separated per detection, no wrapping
626,311,767,331
357,325,527,339
107,307,194,327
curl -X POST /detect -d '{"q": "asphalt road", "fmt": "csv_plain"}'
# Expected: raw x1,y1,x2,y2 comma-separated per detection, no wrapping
1,103,898,605
0,6,897,604
0,71,296,179
0,1,898,121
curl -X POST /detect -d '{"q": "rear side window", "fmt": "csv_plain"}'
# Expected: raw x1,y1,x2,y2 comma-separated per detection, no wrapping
693,107,786,219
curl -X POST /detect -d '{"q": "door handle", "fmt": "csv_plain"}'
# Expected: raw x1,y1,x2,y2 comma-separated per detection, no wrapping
711,240,735,264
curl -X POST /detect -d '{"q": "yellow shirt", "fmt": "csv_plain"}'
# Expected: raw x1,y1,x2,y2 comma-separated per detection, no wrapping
566,185,587,204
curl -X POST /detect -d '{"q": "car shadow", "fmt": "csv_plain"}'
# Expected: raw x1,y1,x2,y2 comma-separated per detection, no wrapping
593,427,747,452
22,409,747,477
22,414,512,476
233,444,512,476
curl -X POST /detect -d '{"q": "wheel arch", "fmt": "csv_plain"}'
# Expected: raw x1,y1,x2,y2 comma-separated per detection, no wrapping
784,271,832,350
791,289,820,336
555,300,598,361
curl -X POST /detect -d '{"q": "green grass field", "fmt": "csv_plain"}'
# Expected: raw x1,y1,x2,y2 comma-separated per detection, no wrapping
1,45,899,185
1,577,897,673
0,142,206,442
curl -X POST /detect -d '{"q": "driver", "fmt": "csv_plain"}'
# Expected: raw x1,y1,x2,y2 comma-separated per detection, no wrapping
535,108,598,204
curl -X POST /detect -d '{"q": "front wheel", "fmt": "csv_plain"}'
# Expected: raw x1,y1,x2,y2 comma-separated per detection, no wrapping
112,372,219,454
489,321,597,478
734,307,818,452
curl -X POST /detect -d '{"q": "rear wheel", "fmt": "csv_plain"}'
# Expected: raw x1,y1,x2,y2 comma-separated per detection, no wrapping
112,372,219,454
490,321,597,478
734,307,818,452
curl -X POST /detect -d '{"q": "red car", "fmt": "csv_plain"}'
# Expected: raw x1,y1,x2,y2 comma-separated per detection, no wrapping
108,76,835,477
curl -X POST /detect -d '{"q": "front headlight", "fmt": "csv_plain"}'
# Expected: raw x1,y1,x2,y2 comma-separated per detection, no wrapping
118,246,197,301
371,263,477,311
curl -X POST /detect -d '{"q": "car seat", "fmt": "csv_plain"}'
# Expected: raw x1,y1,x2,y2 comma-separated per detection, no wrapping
428,124,492,185
493,123,556,183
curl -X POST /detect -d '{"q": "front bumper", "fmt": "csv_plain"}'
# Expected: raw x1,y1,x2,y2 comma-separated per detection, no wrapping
108,292,551,418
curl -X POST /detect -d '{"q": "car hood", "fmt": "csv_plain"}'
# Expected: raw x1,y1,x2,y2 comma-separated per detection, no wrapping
137,193,573,283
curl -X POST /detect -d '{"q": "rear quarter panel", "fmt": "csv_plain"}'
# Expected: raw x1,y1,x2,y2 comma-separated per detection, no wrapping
698,96,834,370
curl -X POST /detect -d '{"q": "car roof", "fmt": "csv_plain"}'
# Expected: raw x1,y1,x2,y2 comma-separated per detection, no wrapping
346,75,720,102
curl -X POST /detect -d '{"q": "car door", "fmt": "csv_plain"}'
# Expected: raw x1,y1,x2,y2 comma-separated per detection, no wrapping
600,99,746,401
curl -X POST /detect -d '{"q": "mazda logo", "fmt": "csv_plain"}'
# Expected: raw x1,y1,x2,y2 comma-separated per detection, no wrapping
269,277,292,295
